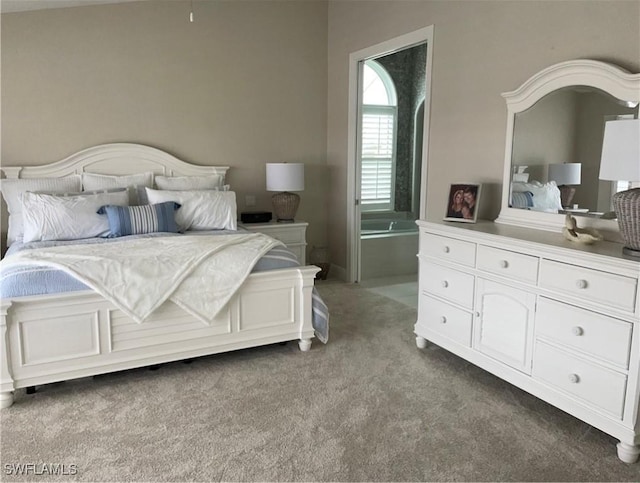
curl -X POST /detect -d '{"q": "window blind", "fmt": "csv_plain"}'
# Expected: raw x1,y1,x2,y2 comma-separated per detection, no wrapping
361,105,396,211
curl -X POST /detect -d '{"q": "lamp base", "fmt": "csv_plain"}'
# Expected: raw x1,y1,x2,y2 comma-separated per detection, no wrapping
613,187,640,253
622,246,640,258
559,185,576,208
271,191,300,222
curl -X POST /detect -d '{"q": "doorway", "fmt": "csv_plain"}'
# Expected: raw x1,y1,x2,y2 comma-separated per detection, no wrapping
346,26,434,293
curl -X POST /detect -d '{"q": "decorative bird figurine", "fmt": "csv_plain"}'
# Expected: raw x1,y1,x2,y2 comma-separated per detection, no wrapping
562,214,603,244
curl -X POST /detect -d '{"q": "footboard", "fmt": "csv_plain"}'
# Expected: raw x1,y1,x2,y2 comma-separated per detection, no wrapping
0,266,319,408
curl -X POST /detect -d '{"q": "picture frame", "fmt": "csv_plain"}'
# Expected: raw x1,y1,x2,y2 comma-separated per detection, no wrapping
444,183,482,223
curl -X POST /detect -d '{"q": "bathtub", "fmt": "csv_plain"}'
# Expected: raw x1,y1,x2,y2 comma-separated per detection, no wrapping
360,217,419,280
361,218,419,237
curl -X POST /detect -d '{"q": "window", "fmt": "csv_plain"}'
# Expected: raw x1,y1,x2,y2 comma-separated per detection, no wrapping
616,180,640,193
361,61,397,212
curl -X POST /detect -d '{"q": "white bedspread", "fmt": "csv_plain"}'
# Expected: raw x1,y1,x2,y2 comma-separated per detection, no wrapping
0,233,282,324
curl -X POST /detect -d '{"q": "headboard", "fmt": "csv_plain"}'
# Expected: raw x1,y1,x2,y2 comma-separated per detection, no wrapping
0,143,230,253
1,143,229,179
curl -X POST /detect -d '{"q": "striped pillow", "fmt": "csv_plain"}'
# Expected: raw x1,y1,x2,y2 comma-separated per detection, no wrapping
511,191,534,208
98,202,181,237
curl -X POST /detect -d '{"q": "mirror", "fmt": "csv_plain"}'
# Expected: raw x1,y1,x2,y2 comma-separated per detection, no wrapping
511,87,638,216
496,60,640,239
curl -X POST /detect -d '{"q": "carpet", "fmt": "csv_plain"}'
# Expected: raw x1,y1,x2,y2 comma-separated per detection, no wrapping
1,281,638,481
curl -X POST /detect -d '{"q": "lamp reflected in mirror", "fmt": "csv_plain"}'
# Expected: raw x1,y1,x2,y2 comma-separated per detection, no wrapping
599,119,640,257
549,163,581,208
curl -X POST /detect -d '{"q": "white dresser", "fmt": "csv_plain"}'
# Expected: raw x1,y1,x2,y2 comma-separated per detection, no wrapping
239,220,307,264
415,220,640,463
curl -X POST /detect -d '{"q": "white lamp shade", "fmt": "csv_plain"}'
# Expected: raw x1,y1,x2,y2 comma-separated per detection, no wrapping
266,163,305,192
599,119,640,181
548,163,581,186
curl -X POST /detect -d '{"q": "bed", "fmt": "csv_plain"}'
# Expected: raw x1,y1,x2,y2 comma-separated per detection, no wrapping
0,143,327,409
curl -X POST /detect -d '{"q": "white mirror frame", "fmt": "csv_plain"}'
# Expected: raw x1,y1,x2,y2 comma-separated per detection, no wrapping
495,59,640,241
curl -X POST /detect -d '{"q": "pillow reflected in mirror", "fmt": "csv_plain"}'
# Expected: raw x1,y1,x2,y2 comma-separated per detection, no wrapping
511,181,562,213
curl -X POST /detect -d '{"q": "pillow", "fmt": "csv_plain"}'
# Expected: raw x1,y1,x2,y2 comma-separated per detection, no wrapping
82,172,154,205
145,188,237,231
0,175,82,246
98,202,181,237
38,187,126,196
21,189,129,243
510,191,534,209
154,174,225,191
512,181,562,212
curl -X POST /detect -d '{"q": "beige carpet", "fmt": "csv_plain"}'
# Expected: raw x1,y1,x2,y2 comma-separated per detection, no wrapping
1,281,639,482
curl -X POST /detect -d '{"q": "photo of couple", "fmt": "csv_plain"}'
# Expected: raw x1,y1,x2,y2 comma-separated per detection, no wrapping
445,184,481,223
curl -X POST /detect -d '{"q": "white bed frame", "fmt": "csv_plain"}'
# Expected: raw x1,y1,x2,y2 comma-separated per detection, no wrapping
0,143,319,409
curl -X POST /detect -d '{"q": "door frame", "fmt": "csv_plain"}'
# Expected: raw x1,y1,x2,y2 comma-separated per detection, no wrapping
346,25,435,283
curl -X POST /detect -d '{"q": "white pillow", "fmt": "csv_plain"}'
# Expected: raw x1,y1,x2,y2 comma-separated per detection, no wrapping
145,188,237,231
82,172,154,204
0,175,82,246
154,174,225,191
21,190,129,243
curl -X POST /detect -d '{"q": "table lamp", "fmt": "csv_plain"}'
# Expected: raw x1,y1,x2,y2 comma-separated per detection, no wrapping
548,163,582,208
266,163,304,222
599,119,640,257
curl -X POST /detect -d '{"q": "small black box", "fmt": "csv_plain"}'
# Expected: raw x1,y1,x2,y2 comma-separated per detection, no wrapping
241,211,272,223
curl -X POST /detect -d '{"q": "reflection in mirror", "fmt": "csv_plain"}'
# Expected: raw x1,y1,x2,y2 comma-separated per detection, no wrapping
510,86,638,216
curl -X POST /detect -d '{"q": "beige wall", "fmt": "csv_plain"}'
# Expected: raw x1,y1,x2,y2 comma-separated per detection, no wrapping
1,0,329,253
327,0,640,273
3,0,639,276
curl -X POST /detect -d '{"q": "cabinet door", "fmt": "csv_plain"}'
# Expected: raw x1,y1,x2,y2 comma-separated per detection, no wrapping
474,279,536,374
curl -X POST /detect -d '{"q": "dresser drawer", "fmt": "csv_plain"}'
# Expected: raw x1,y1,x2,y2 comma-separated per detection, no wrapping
420,233,476,267
533,341,627,419
420,261,474,309
539,259,637,312
477,245,539,284
536,298,632,368
419,295,473,347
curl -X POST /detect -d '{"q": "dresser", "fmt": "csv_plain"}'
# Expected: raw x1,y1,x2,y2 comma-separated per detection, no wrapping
415,220,640,463
239,220,307,264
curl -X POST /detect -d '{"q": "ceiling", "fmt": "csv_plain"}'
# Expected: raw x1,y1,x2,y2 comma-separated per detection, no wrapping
0,0,149,14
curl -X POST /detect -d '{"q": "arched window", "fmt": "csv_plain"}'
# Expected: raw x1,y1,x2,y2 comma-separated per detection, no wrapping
361,60,397,211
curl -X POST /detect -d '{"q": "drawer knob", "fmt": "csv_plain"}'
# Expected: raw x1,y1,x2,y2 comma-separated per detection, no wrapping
499,260,509,269
568,373,580,384
440,316,447,324
572,326,584,336
442,246,450,253
441,280,449,288
575,279,588,289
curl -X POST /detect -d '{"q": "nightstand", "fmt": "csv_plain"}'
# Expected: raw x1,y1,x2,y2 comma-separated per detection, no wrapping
239,220,308,264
